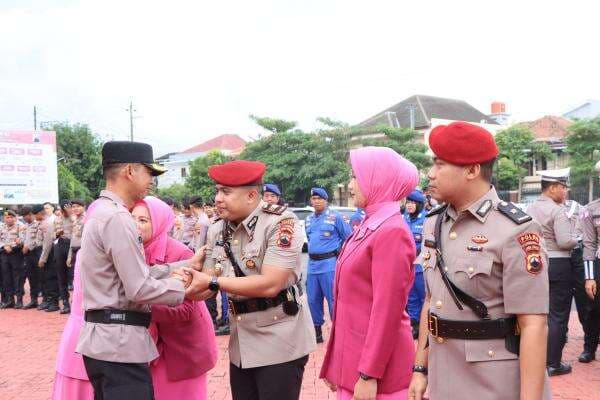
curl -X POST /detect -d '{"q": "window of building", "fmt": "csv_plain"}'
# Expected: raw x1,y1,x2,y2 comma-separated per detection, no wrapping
181,168,187,178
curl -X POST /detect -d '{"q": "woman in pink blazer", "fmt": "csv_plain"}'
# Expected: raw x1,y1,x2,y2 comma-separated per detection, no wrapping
132,196,218,400
320,146,419,400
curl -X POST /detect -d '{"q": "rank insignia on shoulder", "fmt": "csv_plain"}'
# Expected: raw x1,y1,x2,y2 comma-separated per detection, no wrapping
476,200,493,218
497,202,532,225
426,204,447,218
262,203,287,215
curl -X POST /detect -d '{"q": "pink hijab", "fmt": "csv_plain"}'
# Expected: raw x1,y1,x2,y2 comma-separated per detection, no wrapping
349,146,419,216
135,196,181,265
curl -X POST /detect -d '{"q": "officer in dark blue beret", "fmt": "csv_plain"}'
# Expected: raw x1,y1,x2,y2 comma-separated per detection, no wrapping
263,183,283,206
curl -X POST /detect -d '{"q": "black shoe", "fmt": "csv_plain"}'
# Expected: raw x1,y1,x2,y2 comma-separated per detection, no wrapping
45,303,60,312
579,350,596,363
60,305,71,315
23,300,39,310
547,362,572,376
215,325,230,336
315,325,324,344
14,297,23,309
0,299,15,309
37,301,49,311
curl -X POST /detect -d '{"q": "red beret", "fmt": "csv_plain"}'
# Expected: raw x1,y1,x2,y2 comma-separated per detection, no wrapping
429,121,498,165
208,160,266,186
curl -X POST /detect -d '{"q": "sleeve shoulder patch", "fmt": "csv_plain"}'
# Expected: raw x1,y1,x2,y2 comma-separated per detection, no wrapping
497,202,532,225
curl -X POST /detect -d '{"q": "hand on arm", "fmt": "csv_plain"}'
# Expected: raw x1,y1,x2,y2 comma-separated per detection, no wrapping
517,314,547,400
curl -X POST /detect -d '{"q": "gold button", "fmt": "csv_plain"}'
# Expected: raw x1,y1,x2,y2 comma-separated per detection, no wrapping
468,267,475,273
449,232,457,240
435,300,443,309
233,240,239,245
423,252,431,260
444,267,449,272
236,316,242,322
436,337,445,344
273,316,278,321
488,350,495,358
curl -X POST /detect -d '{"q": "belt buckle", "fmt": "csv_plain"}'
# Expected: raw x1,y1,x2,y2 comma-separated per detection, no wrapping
428,313,439,338
228,300,237,316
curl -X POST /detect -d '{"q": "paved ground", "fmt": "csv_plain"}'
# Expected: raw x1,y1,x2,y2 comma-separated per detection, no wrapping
1,303,599,400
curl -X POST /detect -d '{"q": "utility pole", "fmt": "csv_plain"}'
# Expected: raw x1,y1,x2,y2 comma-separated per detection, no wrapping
126,100,137,141
406,104,417,130
33,106,37,130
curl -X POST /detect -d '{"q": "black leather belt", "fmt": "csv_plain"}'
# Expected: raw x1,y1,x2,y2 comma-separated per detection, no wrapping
229,285,303,315
309,250,339,261
85,309,152,328
428,312,518,340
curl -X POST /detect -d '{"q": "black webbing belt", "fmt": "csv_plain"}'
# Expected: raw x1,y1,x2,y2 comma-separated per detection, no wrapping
428,312,517,340
228,284,304,315
84,309,152,328
308,250,339,261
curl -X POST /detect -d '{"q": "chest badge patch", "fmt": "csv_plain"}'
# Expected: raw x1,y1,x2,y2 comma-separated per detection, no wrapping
471,234,488,244
517,233,543,275
245,259,256,269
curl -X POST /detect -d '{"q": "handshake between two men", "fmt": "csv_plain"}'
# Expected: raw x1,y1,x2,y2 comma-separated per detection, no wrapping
171,246,216,301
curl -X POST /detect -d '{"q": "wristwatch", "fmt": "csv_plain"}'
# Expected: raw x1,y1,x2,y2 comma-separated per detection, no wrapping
412,365,428,375
359,372,374,381
208,276,220,292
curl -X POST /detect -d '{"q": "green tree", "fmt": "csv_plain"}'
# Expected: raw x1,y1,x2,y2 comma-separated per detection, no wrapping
52,123,104,197
249,115,298,135
154,183,193,204
57,163,92,202
493,125,554,191
186,151,232,201
565,118,600,202
356,124,432,172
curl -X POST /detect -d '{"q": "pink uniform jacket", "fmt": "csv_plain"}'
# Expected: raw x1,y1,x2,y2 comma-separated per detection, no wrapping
150,237,218,382
320,203,416,394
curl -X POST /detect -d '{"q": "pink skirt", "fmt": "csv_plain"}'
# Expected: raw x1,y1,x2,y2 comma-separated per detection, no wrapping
151,355,207,400
52,372,94,400
337,387,408,400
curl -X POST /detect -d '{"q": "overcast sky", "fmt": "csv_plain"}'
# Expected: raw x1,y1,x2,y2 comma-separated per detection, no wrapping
1,0,598,156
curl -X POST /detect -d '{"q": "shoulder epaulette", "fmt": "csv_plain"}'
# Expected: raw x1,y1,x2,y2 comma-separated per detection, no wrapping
261,203,287,215
426,203,448,218
497,201,532,225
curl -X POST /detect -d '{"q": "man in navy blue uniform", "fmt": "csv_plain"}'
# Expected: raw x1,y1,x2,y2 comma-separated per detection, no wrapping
263,183,284,206
349,208,365,231
305,187,351,343
403,189,427,339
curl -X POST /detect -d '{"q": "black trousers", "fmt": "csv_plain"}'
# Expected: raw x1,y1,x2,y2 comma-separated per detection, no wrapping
24,248,42,301
206,295,218,324
230,355,309,400
54,237,71,302
547,257,574,366
40,249,59,304
1,250,24,298
83,355,155,400
573,254,600,353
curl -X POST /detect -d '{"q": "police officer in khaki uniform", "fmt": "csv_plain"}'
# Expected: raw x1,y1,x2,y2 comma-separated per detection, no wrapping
582,160,600,363
184,160,316,400
408,122,550,400
0,210,25,309
527,172,578,376
67,198,86,274
54,200,73,314
76,141,206,400
20,206,42,309
36,204,60,312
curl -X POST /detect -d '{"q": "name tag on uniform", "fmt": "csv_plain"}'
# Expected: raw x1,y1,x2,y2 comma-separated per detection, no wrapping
424,239,436,248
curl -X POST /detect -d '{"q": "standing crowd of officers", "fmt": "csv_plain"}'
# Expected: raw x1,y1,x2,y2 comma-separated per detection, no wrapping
0,200,85,314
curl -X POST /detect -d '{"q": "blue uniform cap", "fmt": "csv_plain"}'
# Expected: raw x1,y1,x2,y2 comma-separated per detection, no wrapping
263,183,281,196
311,187,328,200
407,189,425,203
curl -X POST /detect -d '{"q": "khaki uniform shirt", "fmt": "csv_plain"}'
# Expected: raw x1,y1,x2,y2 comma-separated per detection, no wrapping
170,214,184,242
70,214,85,249
24,220,41,250
76,190,186,363
420,188,551,400
56,214,73,240
38,219,55,263
182,215,197,244
582,199,600,279
204,201,316,368
0,222,25,249
527,195,578,257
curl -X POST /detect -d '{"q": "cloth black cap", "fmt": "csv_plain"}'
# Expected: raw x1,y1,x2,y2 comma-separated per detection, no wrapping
102,141,166,176
4,209,17,217
32,204,45,214
70,198,86,207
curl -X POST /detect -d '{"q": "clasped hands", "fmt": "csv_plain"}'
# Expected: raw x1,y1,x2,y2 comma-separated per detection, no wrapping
170,246,215,301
